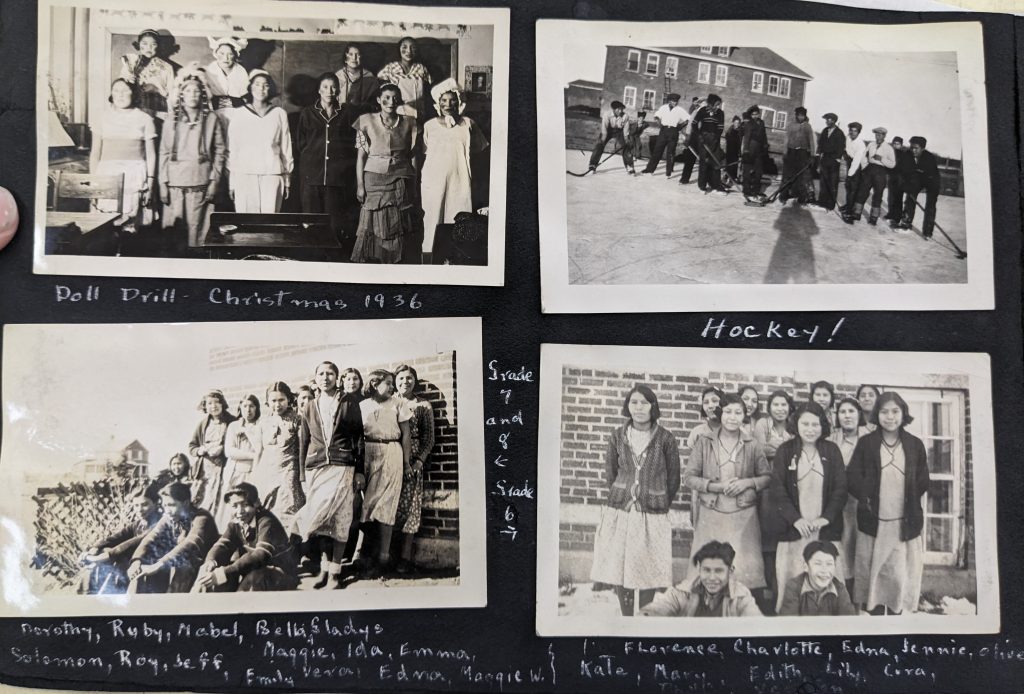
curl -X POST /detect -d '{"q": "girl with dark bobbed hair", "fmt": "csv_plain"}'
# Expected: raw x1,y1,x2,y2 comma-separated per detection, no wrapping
765,402,848,613
589,384,680,616
684,392,771,598
846,391,930,615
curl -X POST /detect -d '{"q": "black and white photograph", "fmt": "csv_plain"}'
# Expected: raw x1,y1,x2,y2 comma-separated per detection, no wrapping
536,20,993,312
536,343,998,637
0,317,485,616
34,0,509,285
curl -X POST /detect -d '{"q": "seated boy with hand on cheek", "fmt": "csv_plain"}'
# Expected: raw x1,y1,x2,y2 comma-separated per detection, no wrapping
641,541,762,617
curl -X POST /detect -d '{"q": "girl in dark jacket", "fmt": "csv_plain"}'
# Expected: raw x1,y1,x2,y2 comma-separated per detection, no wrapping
589,384,681,616
766,402,848,613
846,391,930,615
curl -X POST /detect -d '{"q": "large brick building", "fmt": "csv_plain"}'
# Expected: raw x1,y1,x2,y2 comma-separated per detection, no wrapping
600,45,812,156
558,365,976,601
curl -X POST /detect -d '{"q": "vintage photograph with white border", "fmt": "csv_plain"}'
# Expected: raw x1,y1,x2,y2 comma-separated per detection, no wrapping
536,20,993,312
35,0,509,285
0,317,485,617
537,343,998,637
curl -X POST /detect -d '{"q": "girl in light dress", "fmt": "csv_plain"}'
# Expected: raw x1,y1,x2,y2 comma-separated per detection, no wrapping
420,79,489,257
219,394,262,530
227,70,293,213
590,385,680,616
357,370,413,577
187,390,237,521
684,393,771,598
847,392,930,615
828,397,867,595
377,36,432,119
767,402,848,613
253,382,306,531
204,36,250,126
91,79,156,232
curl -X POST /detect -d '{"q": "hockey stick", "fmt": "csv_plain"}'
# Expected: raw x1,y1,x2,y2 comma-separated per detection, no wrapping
910,197,966,259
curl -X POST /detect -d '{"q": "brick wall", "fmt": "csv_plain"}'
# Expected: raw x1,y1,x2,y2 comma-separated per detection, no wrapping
204,346,460,560
559,365,975,577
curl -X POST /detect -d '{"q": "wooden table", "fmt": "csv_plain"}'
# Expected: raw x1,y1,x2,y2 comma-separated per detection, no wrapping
46,211,119,233
201,212,343,260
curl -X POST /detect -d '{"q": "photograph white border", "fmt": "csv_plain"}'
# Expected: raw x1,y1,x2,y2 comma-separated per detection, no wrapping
536,20,994,312
536,342,999,637
34,0,510,286
0,316,486,617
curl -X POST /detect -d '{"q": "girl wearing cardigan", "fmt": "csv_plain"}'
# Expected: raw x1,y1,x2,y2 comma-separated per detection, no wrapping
684,393,771,596
846,391,930,615
589,384,680,616
766,402,848,613
188,390,237,520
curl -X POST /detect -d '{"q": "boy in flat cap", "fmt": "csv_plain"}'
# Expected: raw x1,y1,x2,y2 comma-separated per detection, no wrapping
841,121,866,214
885,136,909,226
816,113,846,211
690,93,727,191
589,100,636,175
779,106,816,204
843,126,896,225
898,136,941,238
641,93,688,177
193,482,300,592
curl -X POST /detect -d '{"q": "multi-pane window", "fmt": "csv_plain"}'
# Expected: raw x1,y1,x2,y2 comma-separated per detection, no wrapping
623,86,637,108
774,111,788,130
904,390,965,566
700,46,713,54
761,106,775,127
697,62,711,84
767,75,792,98
714,65,728,86
626,49,640,73
751,72,764,93
665,57,678,78
642,89,656,111
645,53,659,76
717,46,729,57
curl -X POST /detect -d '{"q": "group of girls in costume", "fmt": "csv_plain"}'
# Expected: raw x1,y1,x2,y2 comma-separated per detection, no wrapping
93,30,487,261
591,381,930,618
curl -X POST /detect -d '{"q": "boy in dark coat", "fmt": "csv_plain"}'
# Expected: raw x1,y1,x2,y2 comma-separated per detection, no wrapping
898,136,941,238
741,106,768,199
724,115,743,184
778,541,858,616
77,483,162,594
193,482,300,592
127,482,219,593
816,112,846,211
690,94,726,191
885,136,909,225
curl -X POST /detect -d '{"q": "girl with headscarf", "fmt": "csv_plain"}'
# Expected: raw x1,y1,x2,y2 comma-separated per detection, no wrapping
377,36,432,119
159,64,225,248
420,79,489,258
227,69,293,213
205,36,250,125
118,29,175,121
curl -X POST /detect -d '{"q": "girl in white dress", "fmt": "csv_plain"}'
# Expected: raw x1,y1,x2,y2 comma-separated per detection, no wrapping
420,79,489,256
357,370,412,577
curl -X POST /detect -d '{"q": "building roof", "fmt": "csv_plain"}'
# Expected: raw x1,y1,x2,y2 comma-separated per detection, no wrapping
568,79,604,90
641,46,813,81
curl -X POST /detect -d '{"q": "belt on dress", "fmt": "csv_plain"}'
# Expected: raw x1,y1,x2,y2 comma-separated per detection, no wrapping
366,437,401,443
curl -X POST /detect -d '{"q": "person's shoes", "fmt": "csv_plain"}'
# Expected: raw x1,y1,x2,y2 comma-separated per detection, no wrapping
922,233,932,241
842,213,859,225
395,559,415,575
899,221,912,230
312,571,331,589
868,217,878,226
627,167,636,175
587,165,596,173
